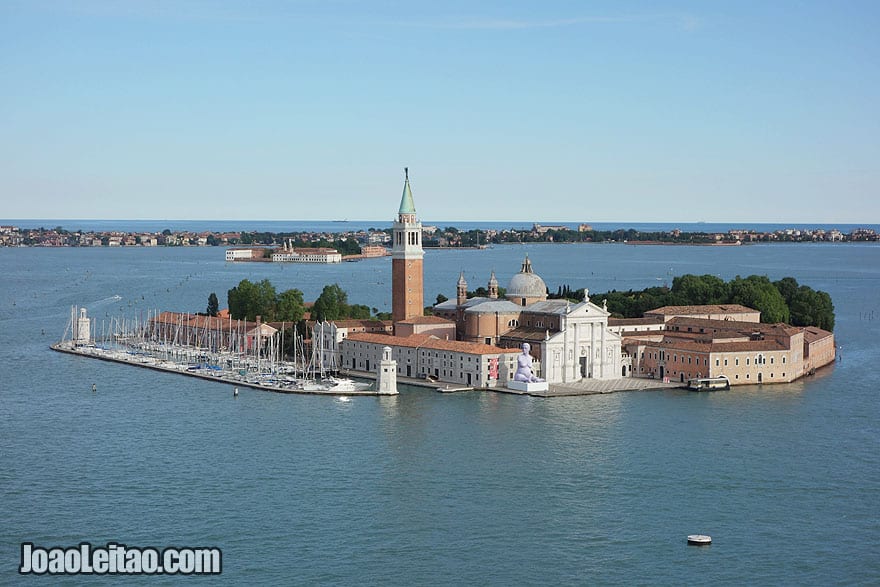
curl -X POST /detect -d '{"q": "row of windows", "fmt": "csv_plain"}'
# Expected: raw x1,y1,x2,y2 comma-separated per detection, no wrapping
715,355,786,367
656,369,788,381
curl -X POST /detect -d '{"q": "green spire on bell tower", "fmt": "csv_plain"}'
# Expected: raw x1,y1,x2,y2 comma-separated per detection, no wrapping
398,167,416,215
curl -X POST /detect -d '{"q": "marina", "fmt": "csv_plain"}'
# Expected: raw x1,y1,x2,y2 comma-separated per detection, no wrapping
51,306,381,396
50,342,379,396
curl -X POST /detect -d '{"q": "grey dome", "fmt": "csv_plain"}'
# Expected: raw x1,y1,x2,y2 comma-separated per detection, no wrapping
506,256,547,299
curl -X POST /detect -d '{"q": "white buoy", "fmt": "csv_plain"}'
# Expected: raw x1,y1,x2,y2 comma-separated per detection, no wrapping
92,383,97,392
687,534,712,545
233,387,239,397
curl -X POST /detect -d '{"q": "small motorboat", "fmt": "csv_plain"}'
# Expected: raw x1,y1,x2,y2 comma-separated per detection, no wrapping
687,534,712,545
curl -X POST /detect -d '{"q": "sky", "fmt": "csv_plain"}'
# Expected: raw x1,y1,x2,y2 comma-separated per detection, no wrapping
1,0,877,223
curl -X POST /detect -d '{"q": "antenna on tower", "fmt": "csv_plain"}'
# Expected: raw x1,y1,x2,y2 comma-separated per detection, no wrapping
405,167,409,180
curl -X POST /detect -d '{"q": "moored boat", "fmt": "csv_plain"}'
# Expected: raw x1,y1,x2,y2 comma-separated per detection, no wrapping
687,375,730,391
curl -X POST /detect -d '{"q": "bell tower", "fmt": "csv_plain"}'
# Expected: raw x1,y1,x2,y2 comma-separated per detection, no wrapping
488,270,499,299
456,271,468,306
391,168,424,324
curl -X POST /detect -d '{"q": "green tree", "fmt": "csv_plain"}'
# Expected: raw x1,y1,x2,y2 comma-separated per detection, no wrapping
207,292,219,317
773,277,800,306
332,238,361,256
228,278,277,321
228,279,254,320
671,274,729,305
348,304,372,319
729,275,789,323
436,293,448,305
276,289,305,323
789,286,835,331
255,279,277,319
312,284,349,322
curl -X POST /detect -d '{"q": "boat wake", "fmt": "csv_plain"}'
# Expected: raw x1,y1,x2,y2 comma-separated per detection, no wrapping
89,294,123,307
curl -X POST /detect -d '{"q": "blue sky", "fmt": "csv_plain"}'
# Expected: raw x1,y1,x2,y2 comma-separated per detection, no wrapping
1,1,877,222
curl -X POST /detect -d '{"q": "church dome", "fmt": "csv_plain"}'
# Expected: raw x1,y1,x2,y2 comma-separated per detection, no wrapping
506,256,547,301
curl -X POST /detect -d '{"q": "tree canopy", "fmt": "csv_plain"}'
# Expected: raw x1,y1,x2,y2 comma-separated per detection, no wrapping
276,289,306,323
312,284,348,322
207,292,219,317
227,278,304,323
592,274,834,330
728,275,789,324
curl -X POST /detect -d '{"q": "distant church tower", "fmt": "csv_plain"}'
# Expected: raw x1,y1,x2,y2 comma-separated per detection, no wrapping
488,270,499,299
457,271,468,306
391,168,424,324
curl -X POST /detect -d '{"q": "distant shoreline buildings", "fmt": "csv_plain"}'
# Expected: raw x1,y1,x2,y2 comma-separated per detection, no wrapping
1,223,876,249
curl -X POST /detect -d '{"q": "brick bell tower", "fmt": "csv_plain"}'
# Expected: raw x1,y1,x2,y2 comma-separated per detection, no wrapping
391,167,424,325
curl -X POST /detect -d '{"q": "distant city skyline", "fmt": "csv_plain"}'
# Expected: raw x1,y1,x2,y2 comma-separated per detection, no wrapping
2,1,877,222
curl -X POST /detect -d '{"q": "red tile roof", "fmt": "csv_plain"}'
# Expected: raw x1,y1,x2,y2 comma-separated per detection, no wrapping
397,316,455,325
803,326,834,343
608,316,665,326
345,332,518,355
646,304,757,315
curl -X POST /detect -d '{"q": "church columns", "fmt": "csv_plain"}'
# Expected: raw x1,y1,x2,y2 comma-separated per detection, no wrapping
590,322,596,378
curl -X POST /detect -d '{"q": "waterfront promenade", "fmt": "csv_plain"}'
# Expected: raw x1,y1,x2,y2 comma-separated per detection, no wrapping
496,377,681,397
54,340,683,399
340,368,681,396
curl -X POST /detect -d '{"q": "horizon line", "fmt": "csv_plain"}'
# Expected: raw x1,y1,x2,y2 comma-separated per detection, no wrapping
2,218,877,226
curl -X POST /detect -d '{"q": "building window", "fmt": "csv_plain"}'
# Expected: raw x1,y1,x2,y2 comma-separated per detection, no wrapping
770,357,774,364
715,359,720,367
724,359,728,366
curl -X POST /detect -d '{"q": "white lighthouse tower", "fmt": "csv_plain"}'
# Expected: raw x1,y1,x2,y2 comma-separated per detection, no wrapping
376,346,399,395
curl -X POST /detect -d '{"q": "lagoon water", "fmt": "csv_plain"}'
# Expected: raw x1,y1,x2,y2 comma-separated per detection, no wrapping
1,242,878,584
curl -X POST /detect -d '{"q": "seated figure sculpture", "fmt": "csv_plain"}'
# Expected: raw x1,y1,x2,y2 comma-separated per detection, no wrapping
514,342,544,382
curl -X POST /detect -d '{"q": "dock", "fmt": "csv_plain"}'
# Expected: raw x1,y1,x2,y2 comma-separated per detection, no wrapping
51,342,382,396
436,385,474,393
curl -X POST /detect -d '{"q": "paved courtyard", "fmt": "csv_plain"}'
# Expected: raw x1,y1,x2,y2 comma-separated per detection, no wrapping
494,377,682,397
